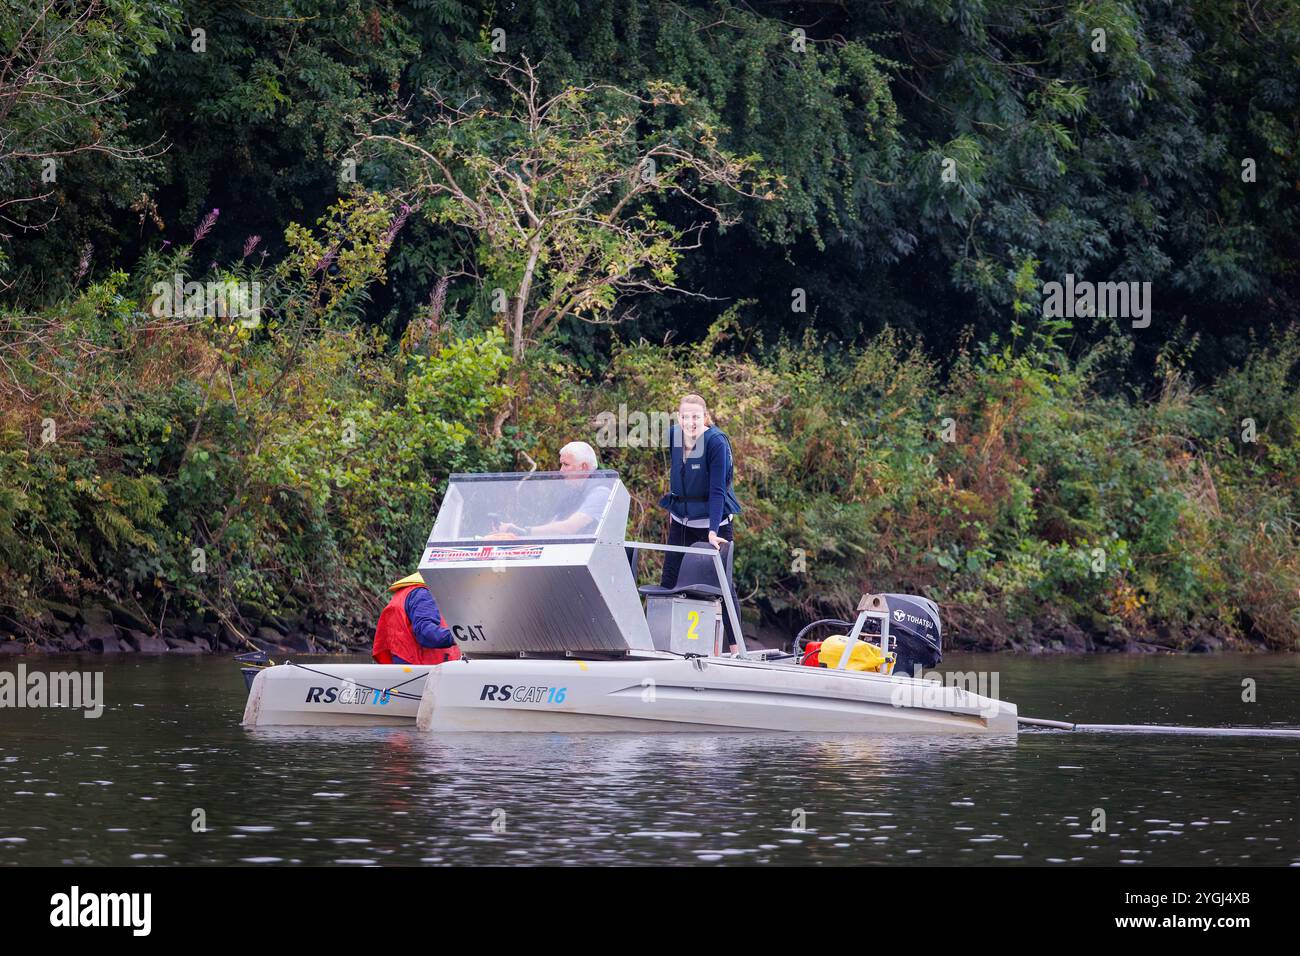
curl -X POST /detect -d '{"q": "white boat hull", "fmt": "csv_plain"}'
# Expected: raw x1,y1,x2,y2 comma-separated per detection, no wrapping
415,657,1018,734
242,663,434,727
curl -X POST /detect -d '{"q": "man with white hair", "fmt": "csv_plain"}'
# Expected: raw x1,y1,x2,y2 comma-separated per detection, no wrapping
499,441,610,536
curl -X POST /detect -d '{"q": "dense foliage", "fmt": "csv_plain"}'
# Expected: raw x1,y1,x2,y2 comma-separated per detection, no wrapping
1,1,1297,647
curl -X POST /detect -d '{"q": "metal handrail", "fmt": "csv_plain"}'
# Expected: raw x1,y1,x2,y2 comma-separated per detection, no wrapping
624,539,747,655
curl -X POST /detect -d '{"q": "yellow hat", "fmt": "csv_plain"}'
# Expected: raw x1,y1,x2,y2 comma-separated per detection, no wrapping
388,572,426,592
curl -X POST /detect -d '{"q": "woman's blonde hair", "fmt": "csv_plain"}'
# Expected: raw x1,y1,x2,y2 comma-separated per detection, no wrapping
678,393,714,426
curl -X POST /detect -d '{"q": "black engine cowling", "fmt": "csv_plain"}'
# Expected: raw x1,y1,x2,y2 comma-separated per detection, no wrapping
881,594,942,677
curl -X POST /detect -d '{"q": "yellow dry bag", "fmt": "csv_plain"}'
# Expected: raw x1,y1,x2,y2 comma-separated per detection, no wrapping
818,635,888,672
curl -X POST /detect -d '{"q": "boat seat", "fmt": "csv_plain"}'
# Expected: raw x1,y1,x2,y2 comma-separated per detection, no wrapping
638,542,731,602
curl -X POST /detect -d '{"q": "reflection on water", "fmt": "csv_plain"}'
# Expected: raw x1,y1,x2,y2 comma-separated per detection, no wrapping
1,653,1297,865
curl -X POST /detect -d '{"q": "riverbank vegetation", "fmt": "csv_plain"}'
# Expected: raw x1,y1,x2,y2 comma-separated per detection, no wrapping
1,1,1297,651
3,244,1296,649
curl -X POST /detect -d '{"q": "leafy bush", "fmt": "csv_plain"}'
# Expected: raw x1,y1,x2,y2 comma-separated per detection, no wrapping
2,208,1296,650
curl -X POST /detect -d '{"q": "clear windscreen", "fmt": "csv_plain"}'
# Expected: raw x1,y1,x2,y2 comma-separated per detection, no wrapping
430,471,619,542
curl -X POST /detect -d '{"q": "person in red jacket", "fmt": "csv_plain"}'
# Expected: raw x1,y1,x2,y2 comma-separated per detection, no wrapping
371,572,462,666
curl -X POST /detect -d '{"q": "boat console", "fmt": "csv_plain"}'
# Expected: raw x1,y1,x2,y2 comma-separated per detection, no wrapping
418,471,745,659
419,471,656,657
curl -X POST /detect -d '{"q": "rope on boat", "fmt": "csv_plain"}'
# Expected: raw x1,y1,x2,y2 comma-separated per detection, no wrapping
282,661,427,702
1019,716,1300,738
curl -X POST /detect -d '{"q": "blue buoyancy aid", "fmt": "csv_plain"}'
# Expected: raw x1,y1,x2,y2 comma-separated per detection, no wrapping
658,425,742,531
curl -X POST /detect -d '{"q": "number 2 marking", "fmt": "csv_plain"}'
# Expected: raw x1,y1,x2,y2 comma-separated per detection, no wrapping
687,610,699,640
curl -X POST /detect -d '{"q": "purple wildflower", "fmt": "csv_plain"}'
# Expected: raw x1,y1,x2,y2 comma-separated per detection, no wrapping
312,244,339,275
73,241,93,286
428,275,448,322
192,208,220,244
242,235,261,259
382,203,413,245
426,275,449,335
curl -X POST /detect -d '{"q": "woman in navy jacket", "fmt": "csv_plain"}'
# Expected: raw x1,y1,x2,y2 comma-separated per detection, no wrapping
659,393,742,647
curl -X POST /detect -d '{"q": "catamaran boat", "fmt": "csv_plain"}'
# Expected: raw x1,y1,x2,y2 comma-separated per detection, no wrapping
241,470,1017,734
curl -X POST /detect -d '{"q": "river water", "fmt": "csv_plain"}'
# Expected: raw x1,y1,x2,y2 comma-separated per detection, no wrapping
1,653,1297,866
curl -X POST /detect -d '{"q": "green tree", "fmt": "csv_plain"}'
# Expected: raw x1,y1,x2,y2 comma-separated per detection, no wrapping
359,56,773,364
0,0,177,289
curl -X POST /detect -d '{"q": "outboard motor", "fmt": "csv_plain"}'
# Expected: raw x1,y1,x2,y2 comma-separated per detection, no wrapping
882,594,942,677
